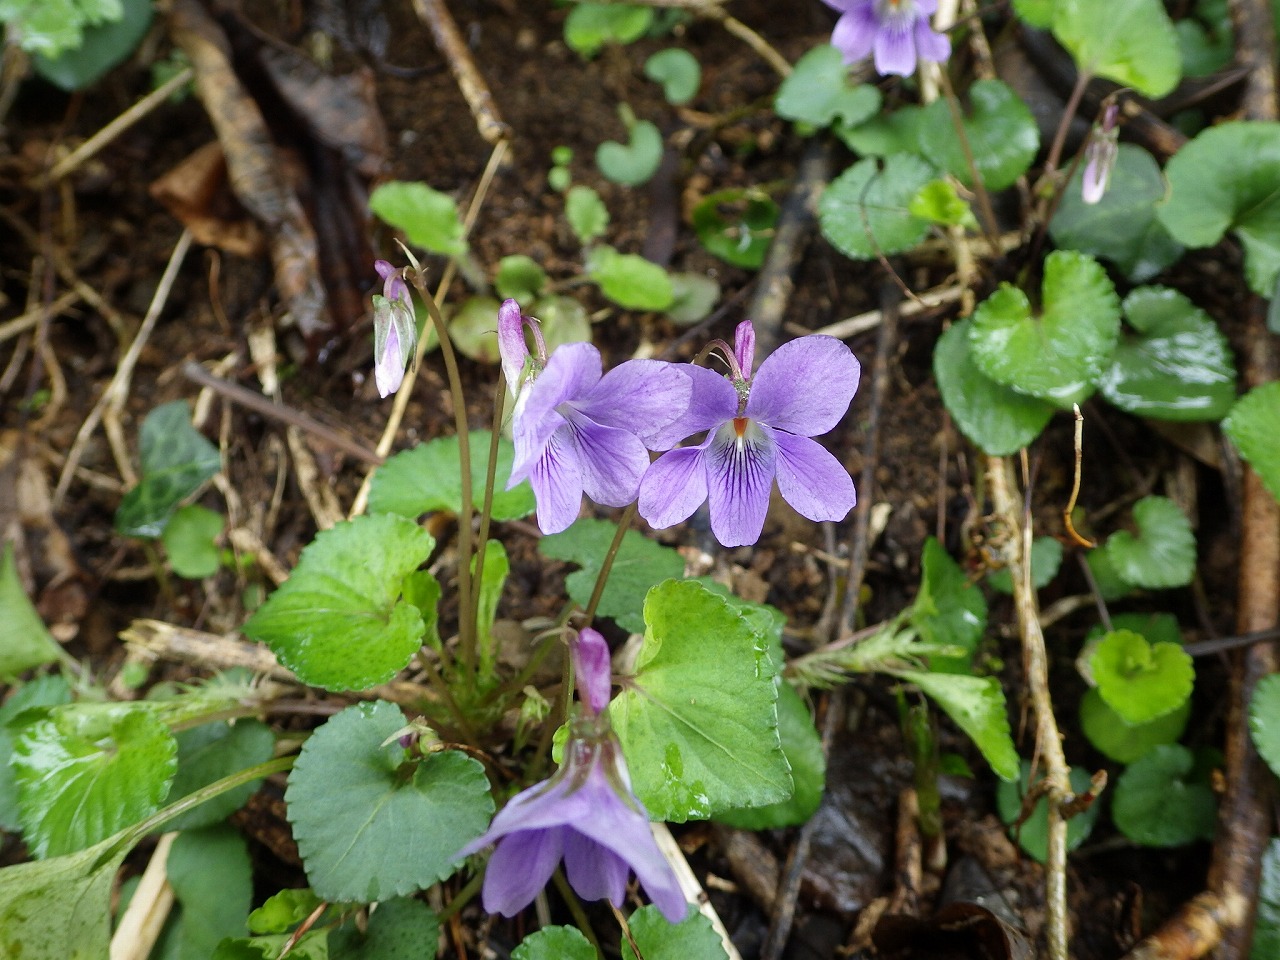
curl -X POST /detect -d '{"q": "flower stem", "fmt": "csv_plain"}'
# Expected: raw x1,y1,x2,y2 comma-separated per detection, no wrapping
468,373,508,682
583,502,639,626
552,869,603,955
1042,69,1092,190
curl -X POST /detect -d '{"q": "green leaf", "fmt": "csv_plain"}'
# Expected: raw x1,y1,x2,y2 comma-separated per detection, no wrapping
774,46,881,128
1112,745,1216,846
214,931,329,960
1083,545,1135,601
369,432,535,522
586,245,674,310
610,580,790,821
1256,839,1280,960
0,0,123,57
1080,686,1189,763
596,119,663,187
1050,144,1184,282
530,295,593,352
14,707,178,857
1096,286,1237,420
714,682,825,829
933,318,1055,455
969,250,1121,407
893,671,1019,781
1224,382,1280,504
917,80,1039,191
0,674,72,831
1157,122,1280,296
1090,628,1193,724
1012,0,1053,26
369,181,468,257
623,904,725,960
285,701,493,902
540,519,685,633
162,504,224,579
1052,0,1181,96
666,273,720,326
242,515,435,692
447,295,503,364
819,155,936,260
0,541,66,678
987,535,1063,594
1177,16,1232,77
910,537,988,672
1102,495,1196,589
565,185,610,245
32,0,151,90
331,898,439,960
163,719,276,831
644,48,701,105
512,926,597,960
908,179,977,229
165,826,253,959
248,888,324,934
691,188,779,269
563,3,653,57
1249,673,1280,779
495,255,547,305
115,400,221,538
834,105,924,157
474,540,509,679
996,761,1100,863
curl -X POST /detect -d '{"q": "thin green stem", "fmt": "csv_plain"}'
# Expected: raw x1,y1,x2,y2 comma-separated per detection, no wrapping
582,502,639,625
437,868,484,922
552,869,603,955
129,755,296,845
469,372,508,682
936,69,1001,250
1041,69,1092,194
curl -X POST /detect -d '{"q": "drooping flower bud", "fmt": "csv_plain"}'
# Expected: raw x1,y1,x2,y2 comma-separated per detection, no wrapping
572,627,612,715
1082,103,1120,205
372,260,417,398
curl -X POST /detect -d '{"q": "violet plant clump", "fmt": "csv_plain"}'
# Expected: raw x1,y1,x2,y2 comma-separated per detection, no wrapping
371,259,417,398
640,319,861,547
821,0,950,76
457,628,688,923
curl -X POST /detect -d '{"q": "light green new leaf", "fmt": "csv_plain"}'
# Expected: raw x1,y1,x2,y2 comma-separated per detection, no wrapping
369,181,468,257
1224,382,1280,504
623,904,726,960
0,0,122,57
908,179,977,229
819,155,936,260
596,119,663,187
512,926,597,960
242,515,435,692
645,48,701,105
774,45,881,129
369,432,534,522
1098,286,1237,420
213,931,329,960
563,3,653,57
892,670,1019,781
495,255,547,305
32,0,151,90
586,245,674,310
539,519,684,633
1156,122,1280,296
473,541,509,679
1112,745,1216,846
911,537,988,672
917,80,1039,191
248,889,324,934
285,701,493,902
610,580,791,821
1053,0,1181,96
1090,628,1194,724
1102,495,1196,589
969,250,1121,407
0,541,66,678
162,504,224,579
565,185,610,245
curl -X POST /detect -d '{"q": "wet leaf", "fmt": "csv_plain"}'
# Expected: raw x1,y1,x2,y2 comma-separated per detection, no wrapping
1080,687,1189,763
1053,0,1181,96
1102,495,1196,589
819,155,936,260
163,719,276,831
918,80,1039,191
1224,382,1280,504
0,675,72,831
774,45,881,128
1112,744,1216,846
1091,628,1193,724
894,670,1019,781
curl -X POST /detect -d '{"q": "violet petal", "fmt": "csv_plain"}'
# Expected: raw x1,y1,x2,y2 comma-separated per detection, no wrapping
831,5,879,63
572,628,612,715
563,832,630,906
579,359,693,447
746,336,860,436
529,427,585,534
768,428,858,522
563,410,650,507
705,420,776,547
638,444,710,530
874,18,917,76
482,827,565,916
733,319,756,376
643,365,739,451
913,16,951,63
497,299,529,396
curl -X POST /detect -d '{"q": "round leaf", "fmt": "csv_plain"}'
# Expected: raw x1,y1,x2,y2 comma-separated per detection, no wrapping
691,189,779,269
969,250,1121,407
162,504,224,579
1050,144,1183,282
241,515,436,692
447,295,503,364
666,273,720,326
917,80,1039,190
644,48,701,105
1052,0,1181,96
1224,382,1280,504
1096,286,1236,420
513,926,597,960
163,720,277,831
285,701,494,902
563,3,653,57
774,45,881,128
1090,628,1194,724
1157,121,1280,296
1250,673,1280,780
622,904,725,960
586,246,674,310
1112,745,1216,846
995,761,1100,863
819,155,936,260
1079,687,1189,763
1102,495,1196,589
933,318,1055,455
596,119,663,186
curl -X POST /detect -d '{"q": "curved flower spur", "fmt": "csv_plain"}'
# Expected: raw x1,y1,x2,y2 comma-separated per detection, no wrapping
639,319,861,548
498,299,693,534
456,628,688,923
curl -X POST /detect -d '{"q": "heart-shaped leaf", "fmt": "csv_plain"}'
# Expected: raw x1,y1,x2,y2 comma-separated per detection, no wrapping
161,503,224,579
610,579,790,821
1053,0,1181,96
1097,286,1237,420
513,926,597,960
1224,382,1280,504
369,181,468,257
1251,674,1280,780
1112,744,1217,846
563,3,653,57
369,432,535,522
819,155,936,260
969,250,1121,407
285,701,493,902
242,514,436,692
644,48,701,105
691,188,779,269
1157,121,1280,296
1080,687,1189,763
774,45,881,128
918,80,1039,191
596,118,663,186
1090,628,1193,724
1050,144,1184,281
1102,495,1196,589
495,255,547,305
934,319,1055,455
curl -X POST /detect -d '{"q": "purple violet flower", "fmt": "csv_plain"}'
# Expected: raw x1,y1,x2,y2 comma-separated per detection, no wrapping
1081,103,1120,205
498,299,693,534
457,628,687,923
372,260,417,398
822,0,951,77
639,320,860,548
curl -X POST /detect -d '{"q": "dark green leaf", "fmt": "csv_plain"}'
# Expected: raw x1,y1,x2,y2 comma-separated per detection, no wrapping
622,904,725,960
331,898,439,960
834,105,924,157
1249,674,1280,780
774,45,881,128
163,719,276,831
995,761,1100,863
115,400,221,538
32,0,152,90
512,926,597,960
165,826,253,959
691,189,779,269
911,537,988,672
893,671,1019,781
987,536,1063,594
917,80,1039,190
1224,382,1280,504
819,155,936,260
1112,745,1216,846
